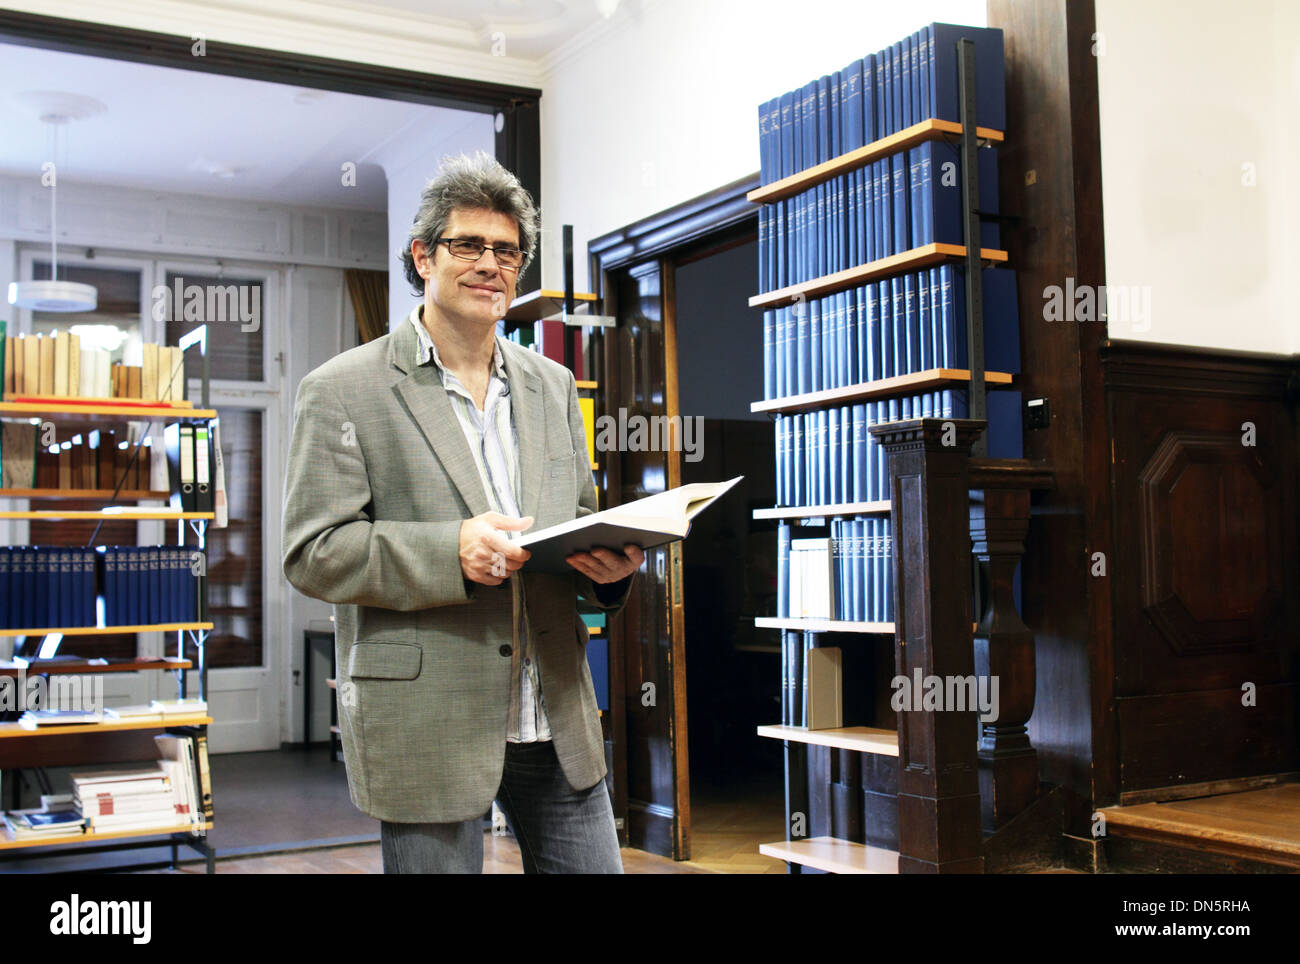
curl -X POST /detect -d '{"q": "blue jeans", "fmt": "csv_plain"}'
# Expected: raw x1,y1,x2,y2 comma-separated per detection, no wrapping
379,740,623,874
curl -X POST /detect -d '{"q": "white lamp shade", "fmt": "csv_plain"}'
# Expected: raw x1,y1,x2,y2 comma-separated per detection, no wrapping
8,280,98,312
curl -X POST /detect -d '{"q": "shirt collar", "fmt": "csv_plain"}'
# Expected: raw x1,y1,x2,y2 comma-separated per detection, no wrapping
408,304,508,382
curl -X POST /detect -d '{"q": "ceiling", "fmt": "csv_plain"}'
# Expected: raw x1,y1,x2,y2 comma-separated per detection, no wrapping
0,42,482,210
291,0,624,60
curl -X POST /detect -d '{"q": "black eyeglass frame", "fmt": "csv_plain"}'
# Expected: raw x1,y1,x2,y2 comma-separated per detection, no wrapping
433,237,526,270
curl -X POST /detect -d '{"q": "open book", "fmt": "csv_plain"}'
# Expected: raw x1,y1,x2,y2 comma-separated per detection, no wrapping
517,476,743,573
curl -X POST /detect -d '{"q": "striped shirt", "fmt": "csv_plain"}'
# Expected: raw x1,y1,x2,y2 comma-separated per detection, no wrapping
408,305,551,744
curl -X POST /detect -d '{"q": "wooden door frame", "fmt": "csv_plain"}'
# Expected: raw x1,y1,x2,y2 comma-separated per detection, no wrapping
588,173,759,858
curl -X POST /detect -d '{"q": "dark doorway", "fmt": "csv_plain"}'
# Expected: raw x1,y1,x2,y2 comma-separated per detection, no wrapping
673,237,785,844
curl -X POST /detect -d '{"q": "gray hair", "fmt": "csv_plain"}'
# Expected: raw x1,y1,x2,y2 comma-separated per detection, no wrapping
400,151,539,295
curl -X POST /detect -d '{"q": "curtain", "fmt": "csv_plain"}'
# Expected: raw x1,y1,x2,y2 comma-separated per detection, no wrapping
346,269,389,345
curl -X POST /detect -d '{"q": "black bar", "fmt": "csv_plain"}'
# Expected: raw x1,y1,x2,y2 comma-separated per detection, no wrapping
784,740,809,874
957,38,988,457
563,224,575,372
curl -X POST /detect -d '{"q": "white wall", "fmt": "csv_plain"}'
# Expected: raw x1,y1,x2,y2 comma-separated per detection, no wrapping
376,113,498,329
539,0,986,290
1096,0,1299,354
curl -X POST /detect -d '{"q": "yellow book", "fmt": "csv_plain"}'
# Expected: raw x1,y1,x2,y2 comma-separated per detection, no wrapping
579,395,596,467
13,334,25,394
3,334,13,395
26,334,43,394
141,342,158,401
35,332,51,392
68,332,81,398
53,329,69,396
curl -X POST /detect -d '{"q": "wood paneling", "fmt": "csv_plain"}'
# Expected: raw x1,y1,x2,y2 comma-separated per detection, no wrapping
1104,343,1299,792
986,0,1113,830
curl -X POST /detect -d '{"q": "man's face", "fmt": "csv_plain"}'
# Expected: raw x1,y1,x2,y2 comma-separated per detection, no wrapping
413,206,521,329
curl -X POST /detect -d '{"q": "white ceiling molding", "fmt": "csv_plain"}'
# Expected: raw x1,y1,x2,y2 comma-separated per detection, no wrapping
2,0,546,89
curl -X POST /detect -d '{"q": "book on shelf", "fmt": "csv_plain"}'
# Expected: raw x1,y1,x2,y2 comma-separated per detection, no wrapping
104,704,165,723
516,476,744,572
0,544,198,629
1,330,186,404
155,734,202,833
2,808,86,838
777,519,895,623
150,697,207,718
17,709,105,728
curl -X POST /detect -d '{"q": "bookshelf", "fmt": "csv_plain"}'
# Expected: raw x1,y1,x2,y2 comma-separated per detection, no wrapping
759,837,899,874
0,510,215,520
0,623,212,638
746,118,1003,205
0,329,218,873
749,242,1007,310
751,368,1013,415
753,25,1014,873
756,724,899,755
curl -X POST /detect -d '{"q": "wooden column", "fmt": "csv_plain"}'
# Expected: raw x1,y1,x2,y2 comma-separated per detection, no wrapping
968,459,1055,831
871,417,984,874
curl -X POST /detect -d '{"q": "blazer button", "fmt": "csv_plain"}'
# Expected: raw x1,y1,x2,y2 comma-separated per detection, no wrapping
499,644,513,657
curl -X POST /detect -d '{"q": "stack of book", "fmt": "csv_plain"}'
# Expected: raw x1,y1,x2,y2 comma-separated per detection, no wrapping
0,545,199,628
71,762,188,835
2,807,86,839
0,326,186,403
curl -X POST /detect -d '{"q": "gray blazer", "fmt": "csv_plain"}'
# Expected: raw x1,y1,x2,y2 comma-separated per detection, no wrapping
282,318,633,823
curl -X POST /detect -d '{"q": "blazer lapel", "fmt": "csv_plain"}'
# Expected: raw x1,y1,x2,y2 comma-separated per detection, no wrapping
501,343,545,524
390,320,492,519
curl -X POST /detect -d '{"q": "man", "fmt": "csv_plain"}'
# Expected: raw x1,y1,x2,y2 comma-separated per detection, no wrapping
282,152,642,874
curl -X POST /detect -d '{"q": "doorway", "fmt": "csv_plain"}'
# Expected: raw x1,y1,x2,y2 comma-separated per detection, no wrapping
591,175,788,866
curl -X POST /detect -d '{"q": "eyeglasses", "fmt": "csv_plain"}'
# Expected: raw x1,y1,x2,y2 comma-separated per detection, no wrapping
435,237,525,270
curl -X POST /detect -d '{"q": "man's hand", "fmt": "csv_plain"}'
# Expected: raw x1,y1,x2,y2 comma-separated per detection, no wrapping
566,544,645,584
460,512,533,587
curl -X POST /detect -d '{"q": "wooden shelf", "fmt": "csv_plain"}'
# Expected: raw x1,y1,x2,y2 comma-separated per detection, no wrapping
504,289,598,323
0,488,169,501
0,622,213,638
0,715,211,738
751,368,1015,415
759,836,899,874
749,243,1008,310
754,500,890,520
0,509,213,520
2,393,194,408
0,658,191,678
755,617,894,634
0,820,212,850
0,400,216,420
757,724,899,756
747,118,1005,205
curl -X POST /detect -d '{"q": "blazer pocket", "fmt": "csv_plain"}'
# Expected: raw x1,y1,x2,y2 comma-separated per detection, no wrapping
348,640,422,680
546,452,576,480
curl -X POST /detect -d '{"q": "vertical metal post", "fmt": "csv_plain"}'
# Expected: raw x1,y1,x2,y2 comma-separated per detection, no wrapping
958,38,987,457
563,224,576,372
